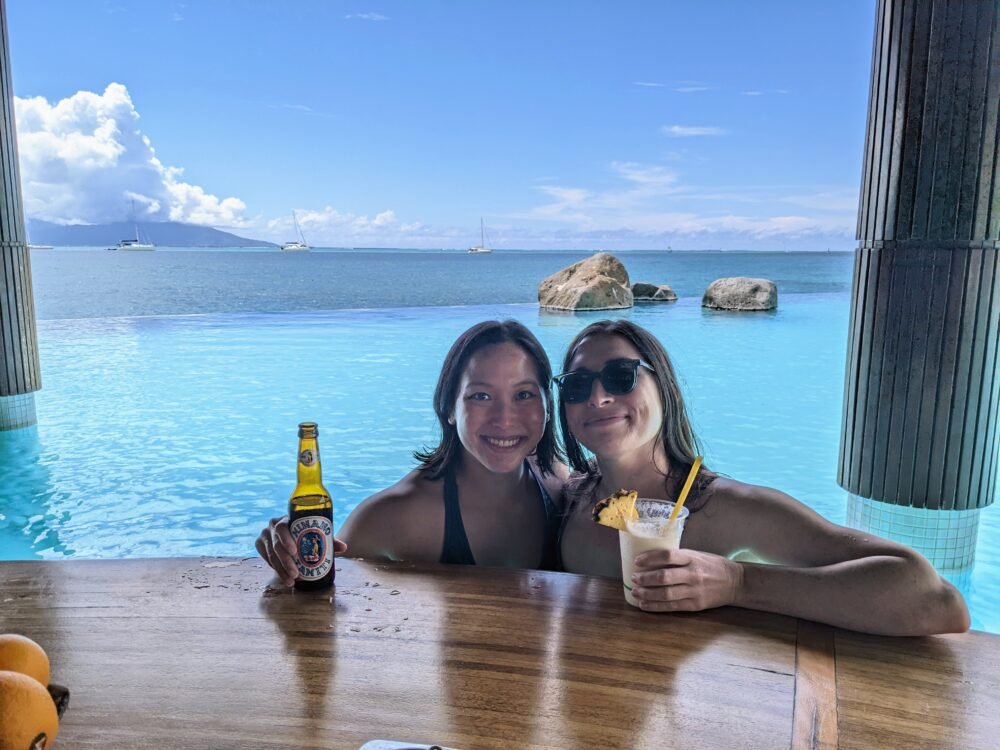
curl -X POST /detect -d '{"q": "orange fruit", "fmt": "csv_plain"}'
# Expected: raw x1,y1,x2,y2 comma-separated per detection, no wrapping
0,670,59,749
0,635,50,686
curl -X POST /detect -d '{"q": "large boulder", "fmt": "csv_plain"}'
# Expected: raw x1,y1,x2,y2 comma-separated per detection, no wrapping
632,282,677,302
538,253,633,310
702,277,778,311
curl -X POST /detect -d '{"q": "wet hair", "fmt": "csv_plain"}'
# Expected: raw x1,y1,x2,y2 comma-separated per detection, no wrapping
557,319,702,474
414,320,562,479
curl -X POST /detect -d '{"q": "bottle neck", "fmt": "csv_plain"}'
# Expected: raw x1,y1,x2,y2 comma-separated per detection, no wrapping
293,436,328,497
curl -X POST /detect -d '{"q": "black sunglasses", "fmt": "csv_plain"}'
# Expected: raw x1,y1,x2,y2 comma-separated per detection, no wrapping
553,358,655,404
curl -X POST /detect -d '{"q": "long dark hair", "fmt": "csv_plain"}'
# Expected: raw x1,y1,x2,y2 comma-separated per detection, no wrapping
557,319,702,475
414,320,562,479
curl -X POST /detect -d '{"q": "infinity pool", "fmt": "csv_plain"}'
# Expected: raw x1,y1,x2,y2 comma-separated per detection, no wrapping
1,296,997,631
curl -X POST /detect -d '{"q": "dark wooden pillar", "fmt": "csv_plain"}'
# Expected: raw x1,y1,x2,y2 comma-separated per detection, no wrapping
840,0,1000,518
0,0,41,430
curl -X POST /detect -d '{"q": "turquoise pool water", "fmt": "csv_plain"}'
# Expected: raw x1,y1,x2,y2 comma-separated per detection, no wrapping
1,294,997,631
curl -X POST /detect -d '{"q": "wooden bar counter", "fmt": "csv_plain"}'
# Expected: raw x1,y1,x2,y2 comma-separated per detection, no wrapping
0,557,997,749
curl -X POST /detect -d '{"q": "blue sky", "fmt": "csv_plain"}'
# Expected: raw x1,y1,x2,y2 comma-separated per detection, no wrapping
8,1,876,249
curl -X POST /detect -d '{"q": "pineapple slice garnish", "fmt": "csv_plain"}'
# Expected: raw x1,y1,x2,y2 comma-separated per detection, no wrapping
592,489,639,530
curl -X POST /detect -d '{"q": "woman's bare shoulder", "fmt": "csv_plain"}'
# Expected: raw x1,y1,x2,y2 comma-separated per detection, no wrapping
701,475,758,501
340,469,444,561
694,475,836,535
341,470,441,535
702,476,813,509
363,469,441,510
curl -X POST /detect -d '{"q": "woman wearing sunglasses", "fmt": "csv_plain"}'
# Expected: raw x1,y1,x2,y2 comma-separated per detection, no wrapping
256,320,566,584
554,319,969,636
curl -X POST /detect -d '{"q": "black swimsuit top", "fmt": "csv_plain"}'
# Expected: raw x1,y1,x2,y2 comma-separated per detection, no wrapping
439,461,560,570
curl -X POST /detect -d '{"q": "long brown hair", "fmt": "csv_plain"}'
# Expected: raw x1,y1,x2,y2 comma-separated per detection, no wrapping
557,319,702,475
414,320,562,479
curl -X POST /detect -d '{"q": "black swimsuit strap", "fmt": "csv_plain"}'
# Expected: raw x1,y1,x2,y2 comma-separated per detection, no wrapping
439,461,557,568
440,466,476,565
526,462,561,571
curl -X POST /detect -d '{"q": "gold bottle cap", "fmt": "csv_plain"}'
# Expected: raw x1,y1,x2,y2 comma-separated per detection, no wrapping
298,422,318,438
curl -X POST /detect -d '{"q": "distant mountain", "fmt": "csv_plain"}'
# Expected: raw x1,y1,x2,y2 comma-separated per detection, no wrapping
27,220,279,248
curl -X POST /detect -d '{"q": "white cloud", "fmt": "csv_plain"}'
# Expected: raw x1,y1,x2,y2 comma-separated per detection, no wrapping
163,176,247,226
13,83,405,243
265,207,402,242
345,13,388,21
531,186,594,224
250,209,499,248
662,125,727,137
779,189,859,213
519,161,855,243
633,81,665,88
14,83,249,226
529,162,683,230
267,102,337,119
10,84,843,250
611,162,678,188
674,86,712,93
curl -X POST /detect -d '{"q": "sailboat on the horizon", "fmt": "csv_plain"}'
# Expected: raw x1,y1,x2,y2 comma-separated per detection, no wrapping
281,211,310,251
112,201,155,251
26,226,53,251
467,217,493,254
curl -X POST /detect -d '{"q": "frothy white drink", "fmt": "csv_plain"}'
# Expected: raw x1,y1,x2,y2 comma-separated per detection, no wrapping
619,499,689,607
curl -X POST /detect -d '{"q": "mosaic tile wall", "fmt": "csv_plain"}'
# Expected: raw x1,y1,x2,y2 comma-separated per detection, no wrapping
847,494,980,570
0,393,36,430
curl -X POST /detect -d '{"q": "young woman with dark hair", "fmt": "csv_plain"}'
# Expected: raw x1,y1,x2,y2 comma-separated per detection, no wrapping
256,320,566,580
554,319,969,636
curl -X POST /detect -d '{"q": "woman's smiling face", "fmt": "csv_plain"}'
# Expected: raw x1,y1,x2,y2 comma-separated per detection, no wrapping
562,333,663,461
453,341,548,475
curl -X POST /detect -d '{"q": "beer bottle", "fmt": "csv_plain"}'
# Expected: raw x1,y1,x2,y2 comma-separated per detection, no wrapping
288,422,335,590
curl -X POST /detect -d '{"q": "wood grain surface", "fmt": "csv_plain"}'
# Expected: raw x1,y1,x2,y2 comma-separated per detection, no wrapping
835,627,1000,750
0,557,995,749
792,620,838,750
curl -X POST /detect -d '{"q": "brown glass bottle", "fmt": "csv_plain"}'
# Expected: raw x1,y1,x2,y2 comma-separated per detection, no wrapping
288,422,335,590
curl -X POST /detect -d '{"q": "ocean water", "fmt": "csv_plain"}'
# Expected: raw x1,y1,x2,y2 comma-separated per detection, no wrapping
27,247,853,320
3,248,999,632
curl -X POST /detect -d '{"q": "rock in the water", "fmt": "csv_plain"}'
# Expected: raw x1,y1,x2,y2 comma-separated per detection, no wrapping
632,282,677,302
702,277,778,311
538,253,633,310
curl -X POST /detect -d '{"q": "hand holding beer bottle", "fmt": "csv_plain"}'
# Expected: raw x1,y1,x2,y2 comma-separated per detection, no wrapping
256,422,347,588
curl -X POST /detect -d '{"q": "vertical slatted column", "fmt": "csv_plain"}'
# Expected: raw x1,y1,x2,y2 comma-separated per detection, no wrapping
839,0,1000,513
0,0,41,424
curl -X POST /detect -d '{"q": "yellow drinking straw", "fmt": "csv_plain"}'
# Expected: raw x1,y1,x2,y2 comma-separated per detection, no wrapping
669,456,703,524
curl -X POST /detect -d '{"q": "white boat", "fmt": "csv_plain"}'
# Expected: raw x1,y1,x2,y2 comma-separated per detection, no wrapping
112,202,155,250
281,211,310,252
114,238,155,251
26,229,53,250
467,218,493,254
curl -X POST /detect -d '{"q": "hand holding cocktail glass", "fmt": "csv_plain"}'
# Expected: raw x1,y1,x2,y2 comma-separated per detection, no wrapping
593,456,744,611
622,456,744,612
618,498,689,607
